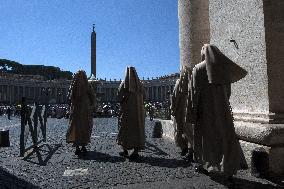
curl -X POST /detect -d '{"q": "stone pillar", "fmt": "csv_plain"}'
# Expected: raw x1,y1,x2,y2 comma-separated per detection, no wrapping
8,85,11,104
1,85,4,103
157,86,161,102
178,0,210,69
209,0,284,123
0,85,3,103
19,86,23,100
55,88,58,104
31,87,35,102
16,86,19,104
263,0,284,119
25,86,28,99
151,86,154,102
154,86,157,102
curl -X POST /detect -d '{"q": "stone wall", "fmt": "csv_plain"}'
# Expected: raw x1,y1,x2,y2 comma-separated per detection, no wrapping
209,0,270,117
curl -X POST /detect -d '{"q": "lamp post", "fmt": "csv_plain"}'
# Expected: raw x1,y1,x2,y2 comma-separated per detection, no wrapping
88,74,101,117
57,88,62,104
40,87,50,141
167,90,172,120
41,87,51,105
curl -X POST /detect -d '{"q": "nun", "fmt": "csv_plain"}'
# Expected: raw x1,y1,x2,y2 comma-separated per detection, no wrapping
66,70,95,155
171,67,193,157
191,44,247,180
117,66,145,159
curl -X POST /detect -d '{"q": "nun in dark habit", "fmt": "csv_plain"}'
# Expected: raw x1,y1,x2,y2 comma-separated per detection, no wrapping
191,44,247,181
66,70,95,155
117,66,145,159
171,67,193,157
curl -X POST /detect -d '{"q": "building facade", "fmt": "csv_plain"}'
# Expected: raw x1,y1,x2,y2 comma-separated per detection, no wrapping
0,73,70,105
95,73,179,104
0,72,179,105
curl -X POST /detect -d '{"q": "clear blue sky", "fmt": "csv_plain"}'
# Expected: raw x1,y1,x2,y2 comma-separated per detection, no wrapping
0,0,179,80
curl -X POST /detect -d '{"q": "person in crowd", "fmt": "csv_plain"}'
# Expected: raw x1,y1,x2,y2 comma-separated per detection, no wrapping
149,104,154,121
66,70,95,156
117,66,145,160
7,106,12,120
171,67,193,158
190,44,247,183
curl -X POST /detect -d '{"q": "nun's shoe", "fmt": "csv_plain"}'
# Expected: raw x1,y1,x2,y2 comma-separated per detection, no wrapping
81,146,87,154
119,150,128,157
75,148,81,155
129,152,139,160
194,165,209,175
181,148,188,156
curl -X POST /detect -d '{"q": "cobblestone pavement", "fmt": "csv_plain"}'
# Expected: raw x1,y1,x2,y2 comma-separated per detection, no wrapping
0,117,283,189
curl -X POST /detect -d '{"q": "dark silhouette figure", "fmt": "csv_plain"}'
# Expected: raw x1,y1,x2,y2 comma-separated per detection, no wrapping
6,107,11,120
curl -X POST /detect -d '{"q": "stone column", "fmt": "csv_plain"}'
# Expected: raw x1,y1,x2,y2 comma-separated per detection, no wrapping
8,85,11,104
154,86,157,102
16,86,19,103
0,85,3,102
0,85,2,102
31,87,35,102
209,0,284,123
178,0,210,69
151,86,154,102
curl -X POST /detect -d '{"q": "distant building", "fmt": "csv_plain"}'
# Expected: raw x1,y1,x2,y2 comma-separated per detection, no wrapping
0,71,179,105
0,72,70,105
95,73,179,104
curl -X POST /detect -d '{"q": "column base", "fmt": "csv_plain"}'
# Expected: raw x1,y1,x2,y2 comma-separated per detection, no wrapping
158,119,284,176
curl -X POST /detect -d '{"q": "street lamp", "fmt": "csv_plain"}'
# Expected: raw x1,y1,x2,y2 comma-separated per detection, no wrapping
167,90,172,120
58,90,62,104
41,87,51,105
88,74,101,117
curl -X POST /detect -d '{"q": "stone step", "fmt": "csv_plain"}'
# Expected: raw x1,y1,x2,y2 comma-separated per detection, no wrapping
234,121,284,146
157,119,284,176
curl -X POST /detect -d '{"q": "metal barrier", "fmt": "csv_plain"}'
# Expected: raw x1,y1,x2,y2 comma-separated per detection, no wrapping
20,100,47,157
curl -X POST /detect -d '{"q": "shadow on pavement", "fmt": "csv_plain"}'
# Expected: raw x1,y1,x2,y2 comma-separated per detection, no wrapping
145,141,169,156
0,167,40,189
23,143,62,166
130,155,191,168
210,174,283,189
78,150,127,163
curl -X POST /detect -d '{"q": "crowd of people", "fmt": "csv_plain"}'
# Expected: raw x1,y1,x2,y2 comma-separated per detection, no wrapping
0,100,171,121
0,105,21,119
144,101,171,120
0,104,70,120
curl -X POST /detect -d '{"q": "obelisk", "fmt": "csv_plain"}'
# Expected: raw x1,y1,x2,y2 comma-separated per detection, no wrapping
89,24,97,116
91,24,96,78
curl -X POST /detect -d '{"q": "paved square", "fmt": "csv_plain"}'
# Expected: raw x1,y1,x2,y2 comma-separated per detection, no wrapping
0,117,282,188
